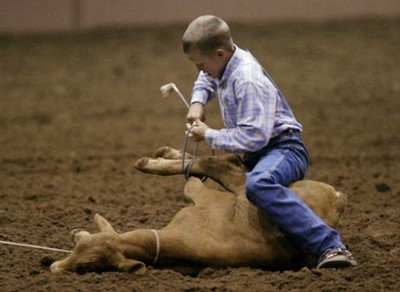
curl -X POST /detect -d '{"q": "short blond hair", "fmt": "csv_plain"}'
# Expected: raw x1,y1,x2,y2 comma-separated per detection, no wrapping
182,15,234,55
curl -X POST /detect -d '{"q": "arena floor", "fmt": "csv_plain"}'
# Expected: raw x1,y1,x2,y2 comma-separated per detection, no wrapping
0,18,399,291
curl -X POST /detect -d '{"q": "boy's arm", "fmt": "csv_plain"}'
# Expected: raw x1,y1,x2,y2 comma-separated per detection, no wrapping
187,102,205,123
204,81,277,153
187,71,217,122
192,71,217,103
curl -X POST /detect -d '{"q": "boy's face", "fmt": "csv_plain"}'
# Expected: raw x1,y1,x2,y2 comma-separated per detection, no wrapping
185,49,228,79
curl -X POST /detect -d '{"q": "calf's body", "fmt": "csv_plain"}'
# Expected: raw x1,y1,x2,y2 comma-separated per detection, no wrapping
50,146,347,274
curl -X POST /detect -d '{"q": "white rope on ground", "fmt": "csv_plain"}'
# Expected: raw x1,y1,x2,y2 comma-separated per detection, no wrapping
0,240,72,253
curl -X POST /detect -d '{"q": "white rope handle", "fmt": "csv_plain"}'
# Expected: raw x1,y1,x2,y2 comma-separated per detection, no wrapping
0,240,72,253
160,82,190,109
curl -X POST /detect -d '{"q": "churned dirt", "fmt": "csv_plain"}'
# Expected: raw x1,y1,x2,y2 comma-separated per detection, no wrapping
0,18,399,291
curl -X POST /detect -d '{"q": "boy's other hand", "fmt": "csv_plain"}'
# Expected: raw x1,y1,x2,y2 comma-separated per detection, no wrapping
186,119,210,142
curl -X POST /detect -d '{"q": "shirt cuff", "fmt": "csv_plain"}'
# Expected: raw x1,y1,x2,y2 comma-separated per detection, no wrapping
205,129,219,148
191,90,209,105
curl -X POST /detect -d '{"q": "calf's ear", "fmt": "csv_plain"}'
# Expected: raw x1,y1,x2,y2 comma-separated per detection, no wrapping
93,214,116,233
117,258,147,274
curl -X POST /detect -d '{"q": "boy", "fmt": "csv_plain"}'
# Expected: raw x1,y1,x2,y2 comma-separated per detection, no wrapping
183,15,356,269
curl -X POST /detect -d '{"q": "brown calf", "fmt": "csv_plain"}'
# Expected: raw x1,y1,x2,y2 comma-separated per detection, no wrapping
50,146,347,274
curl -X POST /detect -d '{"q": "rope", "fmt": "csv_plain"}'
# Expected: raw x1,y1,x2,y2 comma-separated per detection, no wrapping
182,124,198,180
149,229,160,265
160,83,214,180
0,240,72,253
182,124,213,181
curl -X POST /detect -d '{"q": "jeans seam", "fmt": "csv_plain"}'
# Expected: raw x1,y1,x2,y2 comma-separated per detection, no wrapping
263,149,289,181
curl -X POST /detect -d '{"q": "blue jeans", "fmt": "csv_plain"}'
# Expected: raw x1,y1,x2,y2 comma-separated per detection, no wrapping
244,130,346,260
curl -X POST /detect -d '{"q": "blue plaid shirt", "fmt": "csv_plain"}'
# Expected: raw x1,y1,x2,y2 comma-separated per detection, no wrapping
191,45,302,153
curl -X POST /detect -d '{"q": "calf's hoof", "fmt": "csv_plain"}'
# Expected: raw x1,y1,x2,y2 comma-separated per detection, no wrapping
70,228,90,243
134,158,150,170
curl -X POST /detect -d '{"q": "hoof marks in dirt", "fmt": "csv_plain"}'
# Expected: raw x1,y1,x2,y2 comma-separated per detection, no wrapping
375,183,391,193
40,255,55,267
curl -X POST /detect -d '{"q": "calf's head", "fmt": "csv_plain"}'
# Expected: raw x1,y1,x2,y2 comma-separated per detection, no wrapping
50,214,146,274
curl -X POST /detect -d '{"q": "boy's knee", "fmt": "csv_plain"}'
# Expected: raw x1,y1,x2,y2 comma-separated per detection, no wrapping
245,172,274,204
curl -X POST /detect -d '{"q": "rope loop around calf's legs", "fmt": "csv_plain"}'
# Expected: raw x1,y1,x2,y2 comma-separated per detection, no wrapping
182,124,213,181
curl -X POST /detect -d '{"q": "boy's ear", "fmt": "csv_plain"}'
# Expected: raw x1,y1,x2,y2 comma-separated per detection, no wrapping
216,48,232,62
216,48,225,57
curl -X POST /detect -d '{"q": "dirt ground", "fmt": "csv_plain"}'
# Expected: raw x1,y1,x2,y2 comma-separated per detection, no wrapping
0,18,399,291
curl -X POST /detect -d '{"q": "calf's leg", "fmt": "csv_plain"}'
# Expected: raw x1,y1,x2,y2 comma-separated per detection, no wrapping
135,154,246,195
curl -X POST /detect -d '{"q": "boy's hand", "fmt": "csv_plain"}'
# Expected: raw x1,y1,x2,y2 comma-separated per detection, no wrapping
186,119,210,142
187,102,205,123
